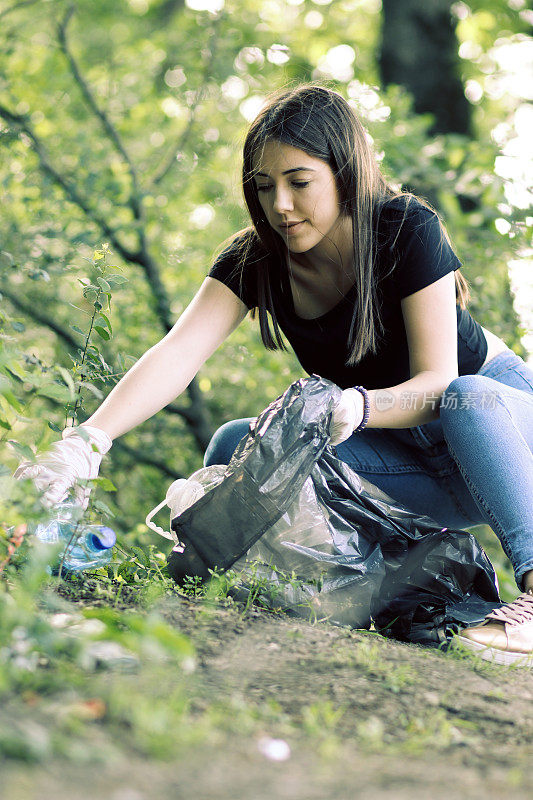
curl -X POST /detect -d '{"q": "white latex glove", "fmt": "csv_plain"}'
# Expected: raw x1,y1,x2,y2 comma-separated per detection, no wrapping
329,388,365,446
13,425,112,510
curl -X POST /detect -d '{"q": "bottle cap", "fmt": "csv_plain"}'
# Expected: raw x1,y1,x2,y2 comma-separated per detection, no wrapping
92,525,116,550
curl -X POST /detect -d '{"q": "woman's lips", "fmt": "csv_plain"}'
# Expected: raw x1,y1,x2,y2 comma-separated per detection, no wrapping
279,221,305,236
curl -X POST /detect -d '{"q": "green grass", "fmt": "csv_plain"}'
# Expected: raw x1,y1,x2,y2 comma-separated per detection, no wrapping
0,519,525,771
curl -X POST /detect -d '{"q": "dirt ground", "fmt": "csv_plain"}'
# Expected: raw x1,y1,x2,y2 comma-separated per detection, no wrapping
3,596,532,800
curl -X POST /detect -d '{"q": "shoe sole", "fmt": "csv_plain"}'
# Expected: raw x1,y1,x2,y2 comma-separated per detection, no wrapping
454,635,533,667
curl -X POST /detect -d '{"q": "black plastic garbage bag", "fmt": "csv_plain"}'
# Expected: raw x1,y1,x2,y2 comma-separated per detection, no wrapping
167,375,501,646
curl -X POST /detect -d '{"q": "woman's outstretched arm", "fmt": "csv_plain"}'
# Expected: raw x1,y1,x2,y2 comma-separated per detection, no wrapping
83,277,249,440
14,278,248,508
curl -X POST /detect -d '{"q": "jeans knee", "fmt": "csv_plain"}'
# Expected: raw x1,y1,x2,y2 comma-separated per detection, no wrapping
445,374,487,396
439,374,493,425
203,418,252,467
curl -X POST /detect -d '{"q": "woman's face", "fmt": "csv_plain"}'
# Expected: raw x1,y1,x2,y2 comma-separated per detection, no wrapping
253,140,349,259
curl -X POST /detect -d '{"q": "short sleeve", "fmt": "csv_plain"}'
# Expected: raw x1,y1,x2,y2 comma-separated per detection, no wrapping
392,205,462,300
208,235,258,310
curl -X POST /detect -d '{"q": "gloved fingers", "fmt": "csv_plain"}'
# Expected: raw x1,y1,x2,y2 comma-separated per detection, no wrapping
39,478,73,509
71,481,91,512
15,465,98,514
329,388,365,446
14,460,76,508
13,462,40,481
17,443,99,482
14,462,61,490
18,460,78,488
329,422,354,447
13,424,107,512
329,405,357,445
30,476,89,511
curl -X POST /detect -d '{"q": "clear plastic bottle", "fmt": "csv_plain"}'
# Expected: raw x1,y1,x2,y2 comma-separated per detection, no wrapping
33,500,116,574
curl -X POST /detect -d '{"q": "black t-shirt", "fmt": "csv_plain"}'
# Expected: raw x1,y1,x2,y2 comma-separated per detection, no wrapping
208,198,488,390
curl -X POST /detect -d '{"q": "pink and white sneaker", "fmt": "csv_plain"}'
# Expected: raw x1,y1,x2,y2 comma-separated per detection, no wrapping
455,589,533,667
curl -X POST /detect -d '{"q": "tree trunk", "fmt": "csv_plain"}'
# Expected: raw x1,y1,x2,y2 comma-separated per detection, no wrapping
379,0,470,136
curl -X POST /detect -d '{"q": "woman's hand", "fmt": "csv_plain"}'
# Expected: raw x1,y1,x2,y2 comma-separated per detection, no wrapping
329,388,365,445
13,425,112,510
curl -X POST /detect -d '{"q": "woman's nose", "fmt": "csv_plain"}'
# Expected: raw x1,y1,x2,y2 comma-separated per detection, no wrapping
272,185,293,215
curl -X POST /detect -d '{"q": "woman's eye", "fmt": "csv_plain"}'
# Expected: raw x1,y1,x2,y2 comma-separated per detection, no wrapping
256,181,309,192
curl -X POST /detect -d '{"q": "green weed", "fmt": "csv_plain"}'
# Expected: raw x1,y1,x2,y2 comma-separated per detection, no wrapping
299,698,345,759
333,638,417,693
396,707,460,753
301,699,345,738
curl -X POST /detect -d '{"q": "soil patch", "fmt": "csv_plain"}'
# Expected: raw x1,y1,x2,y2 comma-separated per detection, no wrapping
3,596,532,800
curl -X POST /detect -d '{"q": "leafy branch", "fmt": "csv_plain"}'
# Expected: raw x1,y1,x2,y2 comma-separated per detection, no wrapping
57,7,143,221
0,4,216,449
0,271,210,436
0,522,27,577
65,243,127,428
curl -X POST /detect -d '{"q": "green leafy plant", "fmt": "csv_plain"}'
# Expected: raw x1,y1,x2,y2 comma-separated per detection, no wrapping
0,244,127,578
64,243,127,429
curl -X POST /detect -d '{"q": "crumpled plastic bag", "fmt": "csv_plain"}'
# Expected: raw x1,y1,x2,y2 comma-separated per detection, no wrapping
167,375,501,646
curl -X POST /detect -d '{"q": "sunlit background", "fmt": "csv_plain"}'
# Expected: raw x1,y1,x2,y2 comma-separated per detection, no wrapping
482,16,532,361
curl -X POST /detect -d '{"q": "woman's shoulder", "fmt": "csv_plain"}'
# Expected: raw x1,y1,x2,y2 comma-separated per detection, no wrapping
209,228,269,310
375,194,444,253
376,194,437,228
213,227,269,268
375,194,461,296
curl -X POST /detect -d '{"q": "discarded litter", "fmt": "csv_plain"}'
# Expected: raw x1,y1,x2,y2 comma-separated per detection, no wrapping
163,375,501,646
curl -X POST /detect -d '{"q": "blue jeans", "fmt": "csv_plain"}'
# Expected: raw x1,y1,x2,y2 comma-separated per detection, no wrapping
203,349,533,591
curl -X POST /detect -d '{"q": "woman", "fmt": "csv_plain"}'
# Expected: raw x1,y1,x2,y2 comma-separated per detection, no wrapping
15,85,533,665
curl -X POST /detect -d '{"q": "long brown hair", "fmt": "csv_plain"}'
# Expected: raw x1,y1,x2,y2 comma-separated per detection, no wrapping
235,84,470,366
